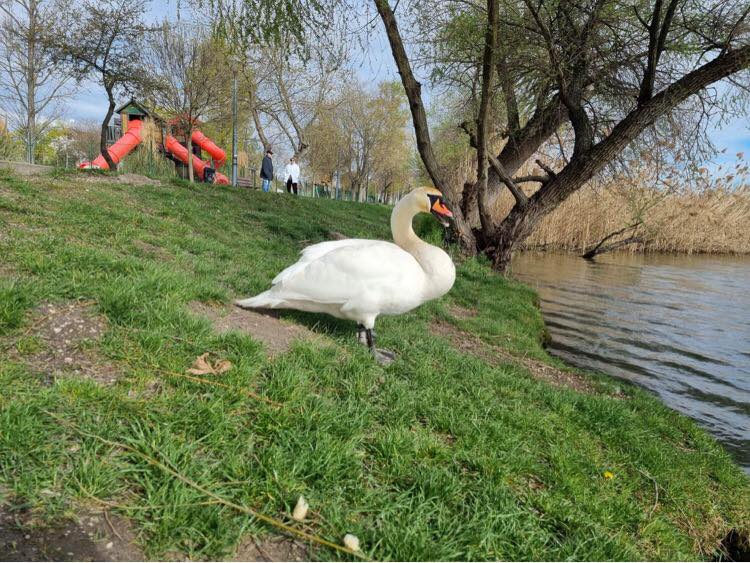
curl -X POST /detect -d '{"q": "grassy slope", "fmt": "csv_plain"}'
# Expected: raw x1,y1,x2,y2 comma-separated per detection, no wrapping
0,169,748,561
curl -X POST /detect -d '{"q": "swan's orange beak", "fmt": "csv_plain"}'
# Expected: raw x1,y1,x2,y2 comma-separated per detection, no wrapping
430,198,453,227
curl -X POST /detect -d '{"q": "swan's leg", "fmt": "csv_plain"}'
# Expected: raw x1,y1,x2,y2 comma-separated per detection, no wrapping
357,324,368,346
365,328,396,366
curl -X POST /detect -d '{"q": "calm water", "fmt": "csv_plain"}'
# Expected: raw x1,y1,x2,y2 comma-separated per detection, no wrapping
510,252,750,473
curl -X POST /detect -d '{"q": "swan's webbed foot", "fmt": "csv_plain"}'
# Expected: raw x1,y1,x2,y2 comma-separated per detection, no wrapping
361,327,395,365
372,348,396,366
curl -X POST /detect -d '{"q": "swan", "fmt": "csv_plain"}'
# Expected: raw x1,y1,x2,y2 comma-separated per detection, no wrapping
235,187,456,364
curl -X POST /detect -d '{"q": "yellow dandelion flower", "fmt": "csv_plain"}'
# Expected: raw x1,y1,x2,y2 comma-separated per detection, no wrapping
603,471,614,480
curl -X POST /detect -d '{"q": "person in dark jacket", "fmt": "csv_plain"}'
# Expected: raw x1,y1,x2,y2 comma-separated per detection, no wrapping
260,148,274,192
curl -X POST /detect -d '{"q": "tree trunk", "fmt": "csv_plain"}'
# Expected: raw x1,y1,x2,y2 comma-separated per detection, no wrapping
25,0,37,164
187,129,194,182
100,84,116,171
487,43,750,272
464,96,567,224
461,95,567,227
375,0,476,255
475,0,499,235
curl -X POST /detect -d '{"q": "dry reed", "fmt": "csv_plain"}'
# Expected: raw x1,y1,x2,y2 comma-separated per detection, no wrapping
445,145,750,255
491,181,750,254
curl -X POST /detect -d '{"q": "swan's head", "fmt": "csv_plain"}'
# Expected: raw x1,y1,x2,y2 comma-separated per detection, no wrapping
412,187,454,227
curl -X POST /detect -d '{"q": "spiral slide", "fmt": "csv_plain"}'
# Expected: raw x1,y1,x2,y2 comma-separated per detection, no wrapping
79,119,229,185
191,130,226,167
164,133,229,185
79,119,144,170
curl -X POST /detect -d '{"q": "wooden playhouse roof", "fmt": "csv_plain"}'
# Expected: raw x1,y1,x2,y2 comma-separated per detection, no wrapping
115,98,150,117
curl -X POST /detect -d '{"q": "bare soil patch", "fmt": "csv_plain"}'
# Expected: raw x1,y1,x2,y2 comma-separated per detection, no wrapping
231,535,308,561
327,231,349,241
430,318,609,395
189,301,318,358
0,506,143,562
0,263,18,279
75,173,161,187
15,301,120,385
0,161,53,176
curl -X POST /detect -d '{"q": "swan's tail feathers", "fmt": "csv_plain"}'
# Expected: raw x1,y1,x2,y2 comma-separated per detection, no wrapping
234,291,283,310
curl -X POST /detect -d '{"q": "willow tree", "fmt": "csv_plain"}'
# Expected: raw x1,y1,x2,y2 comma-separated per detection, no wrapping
375,0,750,271
199,0,346,159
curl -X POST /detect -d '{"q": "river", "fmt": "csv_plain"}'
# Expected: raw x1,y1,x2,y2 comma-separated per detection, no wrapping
510,252,750,474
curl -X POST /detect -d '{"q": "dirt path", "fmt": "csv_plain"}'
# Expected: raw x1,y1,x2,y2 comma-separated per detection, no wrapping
189,301,320,358
231,536,308,561
6,301,120,386
0,161,53,176
0,507,143,562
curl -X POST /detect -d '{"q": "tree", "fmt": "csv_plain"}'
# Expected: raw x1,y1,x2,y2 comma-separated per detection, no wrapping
375,0,750,271
303,81,412,201
147,22,230,182
50,0,151,171
205,0,346,160
0,0,71,163
69,119,102,164
0,114,22,159
347,81,410,202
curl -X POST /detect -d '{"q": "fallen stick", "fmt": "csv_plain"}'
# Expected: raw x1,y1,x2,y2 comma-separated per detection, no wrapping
158,368,283,408
44,411,364,559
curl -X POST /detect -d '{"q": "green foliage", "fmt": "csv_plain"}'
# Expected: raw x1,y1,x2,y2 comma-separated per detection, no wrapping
203,0,334,58
0,280,32,335
0,170,748,560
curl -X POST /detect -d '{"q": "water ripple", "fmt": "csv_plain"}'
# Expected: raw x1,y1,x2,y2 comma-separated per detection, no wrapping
512,252,750,474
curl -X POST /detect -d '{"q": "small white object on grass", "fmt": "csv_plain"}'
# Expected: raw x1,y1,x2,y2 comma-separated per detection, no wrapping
343,533,361,552
292,496,309,521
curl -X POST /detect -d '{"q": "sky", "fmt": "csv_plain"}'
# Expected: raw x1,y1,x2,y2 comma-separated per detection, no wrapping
63,0,750,172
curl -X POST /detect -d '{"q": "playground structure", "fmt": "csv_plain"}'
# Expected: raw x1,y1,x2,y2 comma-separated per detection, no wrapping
79,100,230,185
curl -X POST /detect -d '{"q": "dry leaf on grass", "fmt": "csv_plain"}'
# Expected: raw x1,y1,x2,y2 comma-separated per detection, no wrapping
213,359,232,374
187,353,233,376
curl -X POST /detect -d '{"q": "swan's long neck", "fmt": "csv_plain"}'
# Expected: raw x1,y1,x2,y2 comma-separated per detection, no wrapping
390,195,456,299
390,196,424,252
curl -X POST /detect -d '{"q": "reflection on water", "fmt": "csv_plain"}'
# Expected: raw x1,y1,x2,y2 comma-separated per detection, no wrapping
510,252,750,473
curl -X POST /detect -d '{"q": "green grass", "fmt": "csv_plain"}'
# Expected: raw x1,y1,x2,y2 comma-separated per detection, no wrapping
0,168,748,560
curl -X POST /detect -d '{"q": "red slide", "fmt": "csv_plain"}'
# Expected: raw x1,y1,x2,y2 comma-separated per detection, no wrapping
164,134,229,185
79,119,143,170
191,130,226,167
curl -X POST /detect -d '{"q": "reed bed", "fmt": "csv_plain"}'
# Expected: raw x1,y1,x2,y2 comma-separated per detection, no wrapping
491,182,750,255
445,148,750,255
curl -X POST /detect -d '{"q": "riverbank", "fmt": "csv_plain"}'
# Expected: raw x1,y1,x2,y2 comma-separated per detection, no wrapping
511,251,750,474
1,169,748,560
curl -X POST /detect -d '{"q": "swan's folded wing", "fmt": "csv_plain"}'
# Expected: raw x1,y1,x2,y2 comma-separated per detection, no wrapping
270,241,423,305
272,239,368,284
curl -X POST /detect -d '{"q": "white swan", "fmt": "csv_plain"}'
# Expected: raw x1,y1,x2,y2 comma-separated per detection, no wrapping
235,187,456,363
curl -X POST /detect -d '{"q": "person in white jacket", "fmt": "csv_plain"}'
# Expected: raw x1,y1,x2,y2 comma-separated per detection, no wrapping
284,157,301,195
